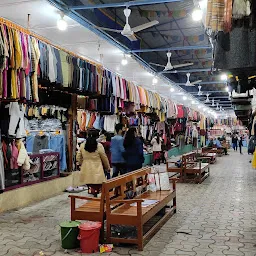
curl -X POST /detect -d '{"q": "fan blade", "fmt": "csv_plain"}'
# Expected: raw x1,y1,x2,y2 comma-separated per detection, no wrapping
96,26,122,33
149,62,166,68
172,63,194,69
132,20,159,33
191,80,203,85
125,34,137,41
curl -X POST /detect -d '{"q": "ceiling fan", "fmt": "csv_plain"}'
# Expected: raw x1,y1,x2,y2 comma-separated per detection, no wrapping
205,93,210,103
184,73,202,86
96,7,159,41
150,52,194,72
212,99,215,106
198,85,203,96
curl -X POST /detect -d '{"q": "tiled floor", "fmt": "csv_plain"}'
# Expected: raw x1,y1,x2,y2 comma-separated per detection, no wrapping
0,151,256,256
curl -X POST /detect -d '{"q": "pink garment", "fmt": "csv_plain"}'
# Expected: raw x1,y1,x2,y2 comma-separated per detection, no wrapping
116,76,121,98
156,122,165,133
9,142,19,170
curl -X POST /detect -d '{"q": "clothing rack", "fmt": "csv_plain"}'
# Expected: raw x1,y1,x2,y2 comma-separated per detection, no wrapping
0,17,102,68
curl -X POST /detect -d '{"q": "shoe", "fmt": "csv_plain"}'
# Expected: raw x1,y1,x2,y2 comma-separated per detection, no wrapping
66,186,74,192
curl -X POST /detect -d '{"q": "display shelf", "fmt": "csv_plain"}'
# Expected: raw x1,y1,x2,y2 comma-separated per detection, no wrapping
4,152,60,191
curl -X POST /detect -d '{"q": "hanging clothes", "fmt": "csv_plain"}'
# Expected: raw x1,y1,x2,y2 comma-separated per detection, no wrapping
0,130,5,191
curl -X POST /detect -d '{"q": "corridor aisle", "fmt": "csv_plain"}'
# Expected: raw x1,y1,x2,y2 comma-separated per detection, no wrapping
0,151,255,256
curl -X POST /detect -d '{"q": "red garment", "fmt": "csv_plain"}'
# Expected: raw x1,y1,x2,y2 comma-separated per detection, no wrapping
153,151,161,161
177,105,184,118
101,141,111,167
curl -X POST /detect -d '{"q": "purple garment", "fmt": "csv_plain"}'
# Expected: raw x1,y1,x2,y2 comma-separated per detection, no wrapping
2,59,7,98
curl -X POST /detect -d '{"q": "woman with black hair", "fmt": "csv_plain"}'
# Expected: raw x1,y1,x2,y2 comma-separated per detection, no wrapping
123,127,144,172
151,133,163,165
77,131,110,196
100,132,112,179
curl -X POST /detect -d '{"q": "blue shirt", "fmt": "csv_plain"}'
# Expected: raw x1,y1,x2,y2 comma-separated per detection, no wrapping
111,135,125,163
213,139,221,148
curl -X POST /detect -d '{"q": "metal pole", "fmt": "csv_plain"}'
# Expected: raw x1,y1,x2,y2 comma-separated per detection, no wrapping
69,0,183,10
131,45,212,53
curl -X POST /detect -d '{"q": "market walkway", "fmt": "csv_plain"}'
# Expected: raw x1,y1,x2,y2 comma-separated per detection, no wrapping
0,151,255,256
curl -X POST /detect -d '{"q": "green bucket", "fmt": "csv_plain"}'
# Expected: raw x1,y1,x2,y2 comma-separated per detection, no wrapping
60,221,81,249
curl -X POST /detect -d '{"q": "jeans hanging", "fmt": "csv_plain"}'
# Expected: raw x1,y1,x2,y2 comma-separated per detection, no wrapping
49,135,67,171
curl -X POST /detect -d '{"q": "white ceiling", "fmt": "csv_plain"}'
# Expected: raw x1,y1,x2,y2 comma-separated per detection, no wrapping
0,0,220,116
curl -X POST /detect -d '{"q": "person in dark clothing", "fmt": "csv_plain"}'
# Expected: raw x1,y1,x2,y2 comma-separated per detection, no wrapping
232,135,238,151
123,128,144,172
239,136,243,154
111,124,126,177
100,133,112,179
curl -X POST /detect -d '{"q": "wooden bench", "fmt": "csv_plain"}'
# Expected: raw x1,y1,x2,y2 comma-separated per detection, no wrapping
198,148,217,164
103,167,177,251
182,152,210,183
202,146,224,157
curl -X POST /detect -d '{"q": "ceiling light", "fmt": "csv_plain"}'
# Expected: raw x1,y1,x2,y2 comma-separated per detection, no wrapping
152,77,158,84
121,55,128,66
192,100,195,104
203,107,207,111
183,96,187,100
198,105,202,109
125,53,132,58
170,87,175,92
221,73,228,81
225,87,229,92
199,0,207,9
192,8,203,21
57,14,67,31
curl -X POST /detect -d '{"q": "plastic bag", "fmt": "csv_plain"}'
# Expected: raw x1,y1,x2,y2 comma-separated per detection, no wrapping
147,173,156,192
155,173,160,191
159,172,171,191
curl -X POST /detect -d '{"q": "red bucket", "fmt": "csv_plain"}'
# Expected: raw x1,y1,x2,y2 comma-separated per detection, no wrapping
78,221,102,253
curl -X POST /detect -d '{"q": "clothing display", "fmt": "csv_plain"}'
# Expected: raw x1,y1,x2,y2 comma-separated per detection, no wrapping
26,132,66,171
0,130,4,191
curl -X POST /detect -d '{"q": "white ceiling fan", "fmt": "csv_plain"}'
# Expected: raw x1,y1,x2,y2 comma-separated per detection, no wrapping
184,73,202,86
150,52,194,72
205,93,210,103
198,85,203,96
96,7,159,41
216,102,219,110
212,99,215,106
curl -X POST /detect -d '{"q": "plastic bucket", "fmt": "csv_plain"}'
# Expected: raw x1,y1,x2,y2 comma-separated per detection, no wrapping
59,221,80,249
78,221,102,253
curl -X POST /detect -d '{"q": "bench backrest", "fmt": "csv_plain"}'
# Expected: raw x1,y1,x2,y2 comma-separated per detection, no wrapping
182,152,197,169
201,147,209,153
103,167,151,210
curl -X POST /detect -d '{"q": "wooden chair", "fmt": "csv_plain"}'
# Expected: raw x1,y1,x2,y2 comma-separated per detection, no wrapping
166,156,183,180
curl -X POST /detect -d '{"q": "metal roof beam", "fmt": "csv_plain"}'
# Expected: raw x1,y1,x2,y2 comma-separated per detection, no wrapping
190,91,228,93
199,81,226,85
161,68,212,74
69,0,182,10
130,45,211,53
195,96,230,98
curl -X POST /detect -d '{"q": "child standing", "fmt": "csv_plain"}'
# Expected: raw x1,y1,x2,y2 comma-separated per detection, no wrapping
151,133,163,165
